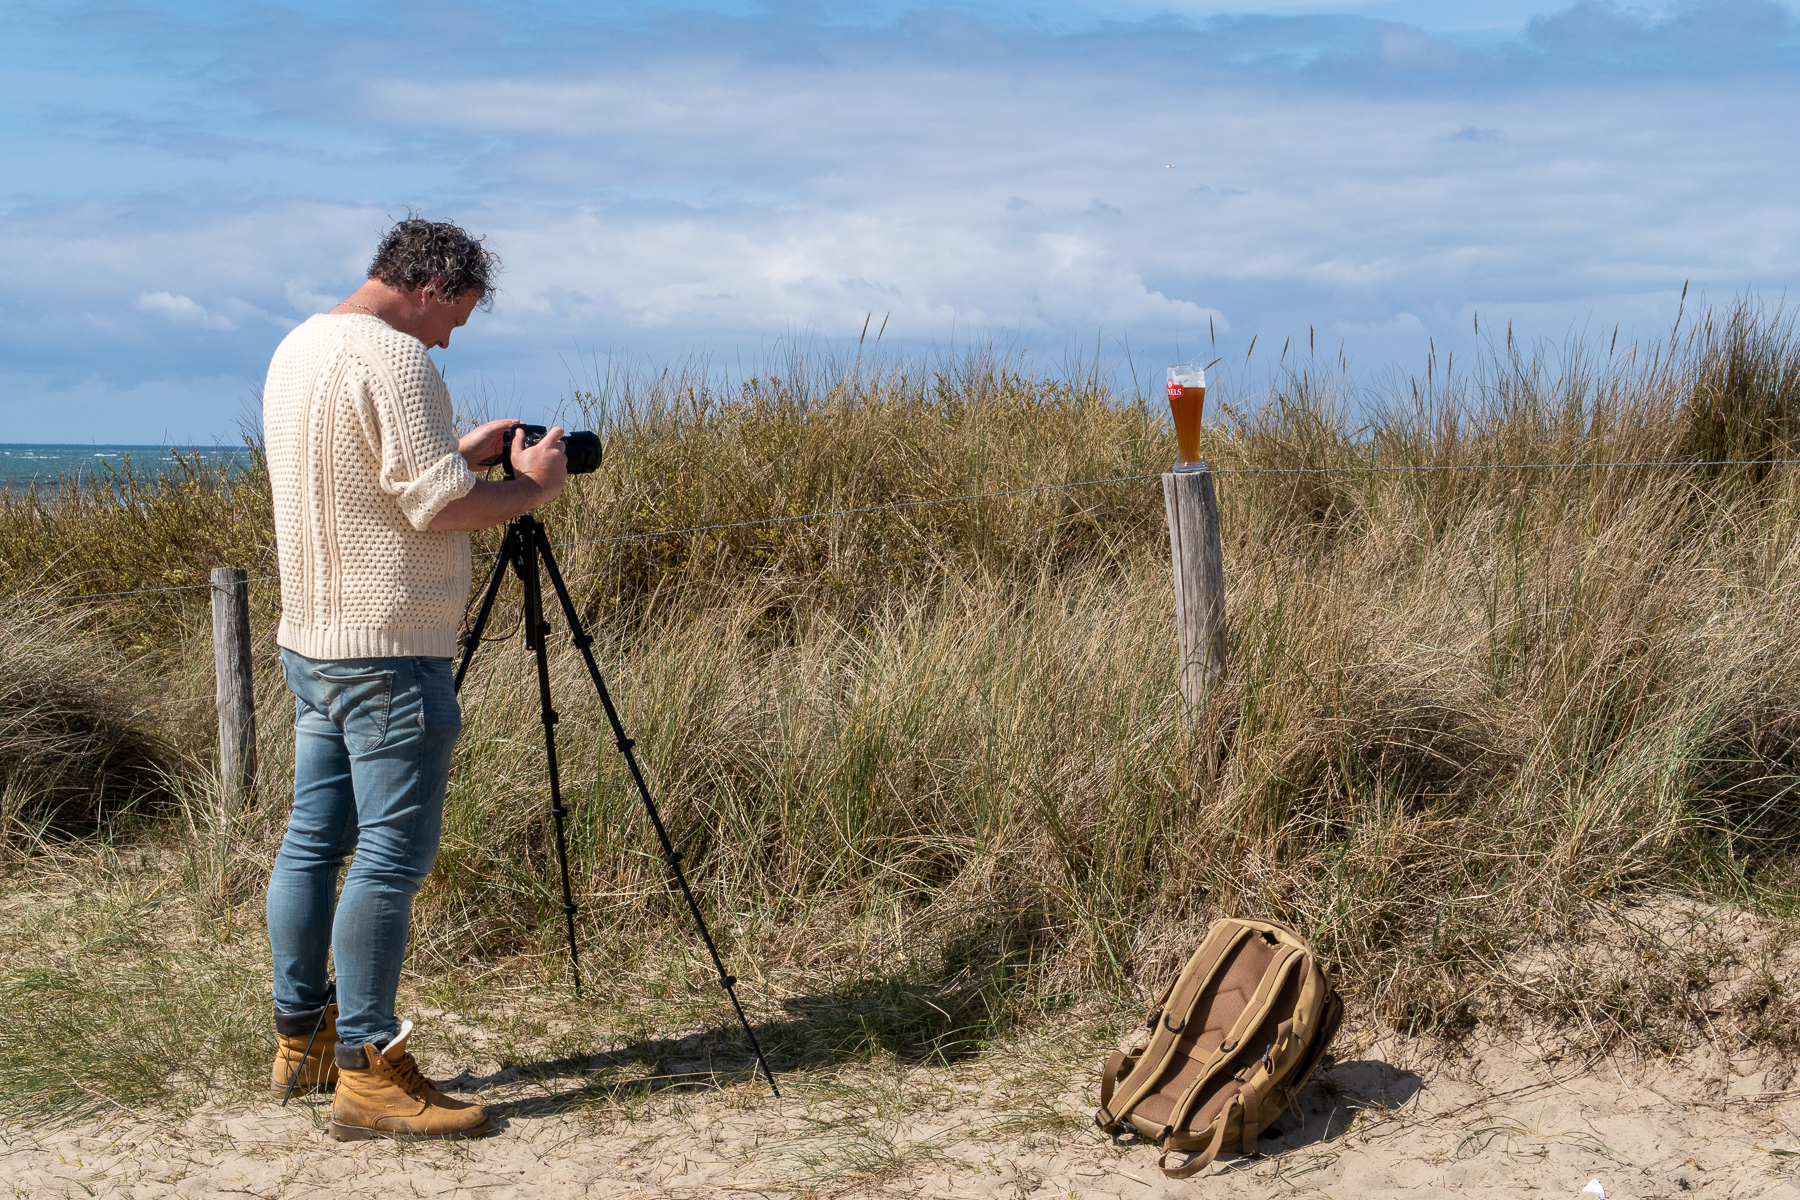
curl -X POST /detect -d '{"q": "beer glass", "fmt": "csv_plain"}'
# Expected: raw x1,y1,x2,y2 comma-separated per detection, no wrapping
1167,364,1207,470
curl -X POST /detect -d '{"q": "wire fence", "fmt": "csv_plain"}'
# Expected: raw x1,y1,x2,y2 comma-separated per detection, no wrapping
8,455,1800,608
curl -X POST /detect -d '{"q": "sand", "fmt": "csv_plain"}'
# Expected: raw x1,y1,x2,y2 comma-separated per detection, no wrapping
5,1019,1800,1199
8,893,1800,1198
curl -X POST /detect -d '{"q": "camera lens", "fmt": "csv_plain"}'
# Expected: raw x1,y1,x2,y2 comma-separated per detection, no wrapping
562,431,602,474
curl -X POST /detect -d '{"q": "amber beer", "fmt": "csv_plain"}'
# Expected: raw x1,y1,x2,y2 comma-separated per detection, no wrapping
1166,364,1207,469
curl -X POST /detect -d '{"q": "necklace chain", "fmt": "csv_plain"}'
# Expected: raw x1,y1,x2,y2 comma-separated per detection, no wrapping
343,301,379,316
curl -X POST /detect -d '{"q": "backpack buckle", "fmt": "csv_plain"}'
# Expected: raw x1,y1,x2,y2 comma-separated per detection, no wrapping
1163,1014,1187,1033
1219,1039,1238,1053
1156,1124,1175,1146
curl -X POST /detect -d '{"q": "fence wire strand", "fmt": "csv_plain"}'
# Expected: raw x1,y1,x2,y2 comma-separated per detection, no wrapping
11,455,1800,607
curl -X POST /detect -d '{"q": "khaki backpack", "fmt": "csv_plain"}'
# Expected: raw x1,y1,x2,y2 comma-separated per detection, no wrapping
1094,916,1343,1178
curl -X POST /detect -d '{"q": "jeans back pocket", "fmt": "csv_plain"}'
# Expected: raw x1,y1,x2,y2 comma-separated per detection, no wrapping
315,667,395,754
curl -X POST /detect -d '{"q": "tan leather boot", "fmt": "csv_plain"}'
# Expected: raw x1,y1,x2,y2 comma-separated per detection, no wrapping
328,1021,491,1141
270,1002,340,1094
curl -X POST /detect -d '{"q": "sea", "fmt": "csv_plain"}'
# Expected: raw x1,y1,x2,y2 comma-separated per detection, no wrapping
0,444,255,491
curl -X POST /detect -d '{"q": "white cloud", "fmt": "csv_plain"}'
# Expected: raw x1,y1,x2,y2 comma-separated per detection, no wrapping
484,206,1222,339
135,290,237,329
446,68,1800,340
5,3,1800,437
129,291,286,332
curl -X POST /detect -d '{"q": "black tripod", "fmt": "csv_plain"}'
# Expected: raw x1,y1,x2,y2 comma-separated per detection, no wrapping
454,511,779,1096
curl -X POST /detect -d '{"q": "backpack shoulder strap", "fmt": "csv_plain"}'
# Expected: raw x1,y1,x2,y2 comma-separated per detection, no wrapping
1099,1050,1128,1114
1095,920,1252,1131
1163,944,1304,1137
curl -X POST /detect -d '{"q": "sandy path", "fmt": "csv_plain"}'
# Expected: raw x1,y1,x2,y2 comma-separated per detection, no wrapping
6,1024,1800,1199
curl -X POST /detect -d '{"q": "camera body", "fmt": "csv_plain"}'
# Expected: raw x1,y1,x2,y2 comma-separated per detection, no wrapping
485,423,603,477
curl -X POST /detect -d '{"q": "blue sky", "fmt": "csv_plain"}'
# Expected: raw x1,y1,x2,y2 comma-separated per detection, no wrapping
1,0,1796,442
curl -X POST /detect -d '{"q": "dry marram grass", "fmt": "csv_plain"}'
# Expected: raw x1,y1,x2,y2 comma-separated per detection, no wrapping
2,299,1800,1129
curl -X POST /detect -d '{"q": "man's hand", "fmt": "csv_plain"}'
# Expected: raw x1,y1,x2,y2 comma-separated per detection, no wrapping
458,418,522,470
507,424,569,499
429,425,570,532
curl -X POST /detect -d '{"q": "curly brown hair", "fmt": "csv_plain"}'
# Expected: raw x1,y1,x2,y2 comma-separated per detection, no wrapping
367,218,501,308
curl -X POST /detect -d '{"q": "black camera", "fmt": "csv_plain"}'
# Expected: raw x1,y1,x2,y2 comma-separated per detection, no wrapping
482,423,603,477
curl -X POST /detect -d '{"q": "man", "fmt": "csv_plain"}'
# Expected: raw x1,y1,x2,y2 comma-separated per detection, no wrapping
261,218,567,1141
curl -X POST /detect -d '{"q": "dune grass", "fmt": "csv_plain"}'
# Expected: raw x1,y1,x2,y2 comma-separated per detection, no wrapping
0,844,271,1124
3,298,1800,1123
0,609,184,848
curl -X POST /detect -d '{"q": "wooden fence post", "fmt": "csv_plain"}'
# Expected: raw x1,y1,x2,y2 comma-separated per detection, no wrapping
1163,469,1227,707
211,567,256,809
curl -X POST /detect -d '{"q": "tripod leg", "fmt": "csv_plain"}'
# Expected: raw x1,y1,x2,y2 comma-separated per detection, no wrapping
516,518,584,994
454,523,522,693
529,525,780,1097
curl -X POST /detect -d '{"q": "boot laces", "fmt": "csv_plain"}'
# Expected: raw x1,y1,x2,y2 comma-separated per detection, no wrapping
387,1052,437,1100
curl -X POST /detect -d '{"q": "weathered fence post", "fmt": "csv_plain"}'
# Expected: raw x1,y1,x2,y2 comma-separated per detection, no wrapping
211,567,256,809
1163,469,1227,707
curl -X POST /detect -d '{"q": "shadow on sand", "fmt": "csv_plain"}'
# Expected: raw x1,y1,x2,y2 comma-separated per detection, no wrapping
458,917,1044,1124
1173,1057,1426,1175
448,913,1421,1160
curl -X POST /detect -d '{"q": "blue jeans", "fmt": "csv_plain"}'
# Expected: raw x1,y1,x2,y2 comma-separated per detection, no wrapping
265,650,461,1050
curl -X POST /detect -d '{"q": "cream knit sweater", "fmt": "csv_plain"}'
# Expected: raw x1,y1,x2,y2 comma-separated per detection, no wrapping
264,314,479,661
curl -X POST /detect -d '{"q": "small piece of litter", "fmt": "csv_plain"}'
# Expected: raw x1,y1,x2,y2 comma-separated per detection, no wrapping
1581,1182,1605,1198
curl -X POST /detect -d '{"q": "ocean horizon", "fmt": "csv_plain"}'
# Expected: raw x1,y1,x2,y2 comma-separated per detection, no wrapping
0,444,254,490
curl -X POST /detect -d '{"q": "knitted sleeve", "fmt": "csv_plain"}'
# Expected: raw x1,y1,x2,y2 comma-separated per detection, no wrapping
348,331,478,532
